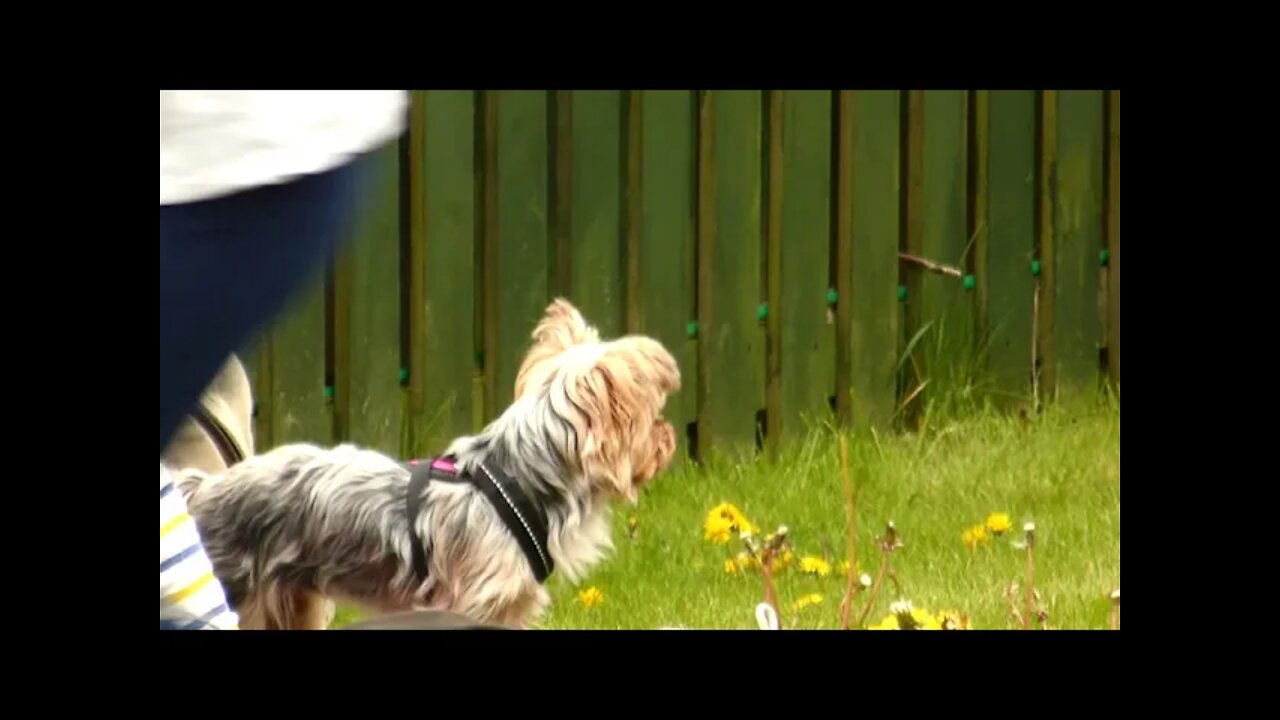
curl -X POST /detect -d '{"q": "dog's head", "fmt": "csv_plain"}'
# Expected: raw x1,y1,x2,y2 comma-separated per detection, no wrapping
514,299,680,503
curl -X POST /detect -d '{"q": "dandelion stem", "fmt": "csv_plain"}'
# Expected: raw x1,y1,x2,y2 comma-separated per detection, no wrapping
1023,536,1034,630
1031,279,1041,412
761,548,782,629
838,435,859,630
855,553,892,628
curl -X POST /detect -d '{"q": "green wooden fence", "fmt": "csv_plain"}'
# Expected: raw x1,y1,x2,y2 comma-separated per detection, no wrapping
245,89,1120,461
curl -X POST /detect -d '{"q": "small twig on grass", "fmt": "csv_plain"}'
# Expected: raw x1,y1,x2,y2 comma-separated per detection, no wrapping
761,550,780,627
887,569,903,598
856,559,891,629
855,522,904,628
751,528,789,629
899,252,963,279
1023,522,1036,630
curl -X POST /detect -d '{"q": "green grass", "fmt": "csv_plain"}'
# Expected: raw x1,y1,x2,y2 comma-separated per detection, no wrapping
329,398,1119,630
538,398,1120,630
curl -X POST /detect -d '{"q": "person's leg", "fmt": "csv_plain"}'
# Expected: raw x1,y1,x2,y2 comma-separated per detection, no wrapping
159,154,369,453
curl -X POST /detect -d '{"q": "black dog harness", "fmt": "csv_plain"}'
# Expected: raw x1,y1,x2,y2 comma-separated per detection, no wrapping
403,457,555,584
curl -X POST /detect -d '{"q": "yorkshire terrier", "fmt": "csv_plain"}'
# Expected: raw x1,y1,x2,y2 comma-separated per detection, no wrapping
177,299,681,629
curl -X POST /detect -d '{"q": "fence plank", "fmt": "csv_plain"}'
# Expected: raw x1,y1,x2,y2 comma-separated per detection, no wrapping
407,90,475,457
267,279,332,446
1106,91,1120,392
484,91,549,417
905,90,971,412
1035,92,1055,403
768,90,833,446
570,91,624,337
902,92,924,423
338,141,403,455
765,93,782,449
632,90,697,444
981,90,1037,405
477,93,495,428
252,88,1119,453
837,90,901,429
239,337,269,450
1046,90,1105,397
697,90,764,456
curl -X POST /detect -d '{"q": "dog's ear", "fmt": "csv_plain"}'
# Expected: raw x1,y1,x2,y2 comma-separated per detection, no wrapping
515,299,601,399
565,336,680,502
532,298,599,351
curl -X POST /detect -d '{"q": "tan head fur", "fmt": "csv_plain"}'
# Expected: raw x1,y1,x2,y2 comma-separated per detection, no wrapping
515,299,680,503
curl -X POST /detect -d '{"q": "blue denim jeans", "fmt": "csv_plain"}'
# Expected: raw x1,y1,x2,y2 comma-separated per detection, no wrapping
159,152,373,453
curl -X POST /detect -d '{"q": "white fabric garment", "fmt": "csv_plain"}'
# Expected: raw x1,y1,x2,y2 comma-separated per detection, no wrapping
160,463,239,629
160,91,408,206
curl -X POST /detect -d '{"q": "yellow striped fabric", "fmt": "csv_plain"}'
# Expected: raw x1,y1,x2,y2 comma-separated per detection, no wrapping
160,464,239,630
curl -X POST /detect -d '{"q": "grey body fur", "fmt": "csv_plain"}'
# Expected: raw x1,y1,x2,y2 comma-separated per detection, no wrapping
177,299,679,629
179,396,612,627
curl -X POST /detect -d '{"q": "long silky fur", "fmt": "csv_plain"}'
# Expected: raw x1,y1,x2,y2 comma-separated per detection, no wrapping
178,299,679,629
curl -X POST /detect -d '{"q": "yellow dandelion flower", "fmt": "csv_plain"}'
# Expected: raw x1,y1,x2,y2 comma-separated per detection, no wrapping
792,593,824,612
799,555,832,577
577,586,604,609
704,503,757,543
985,512,1012,536
962,524,989,551
867,614,900,630
712,502,740,524
838,559,864,577
727,551,760,573
774,550,795,572
730,514,758,538
910,608,942,630
884,601,941,630
724,558,739,574
704,513,734,544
